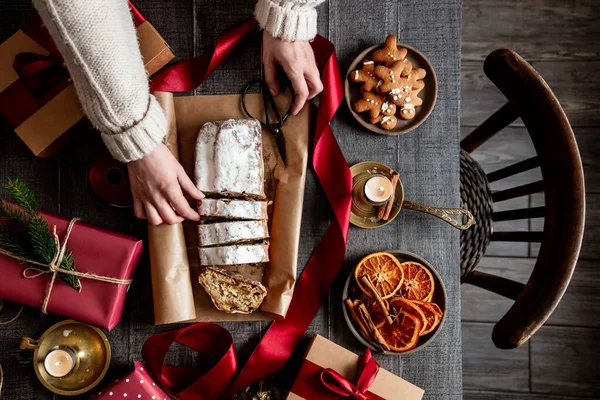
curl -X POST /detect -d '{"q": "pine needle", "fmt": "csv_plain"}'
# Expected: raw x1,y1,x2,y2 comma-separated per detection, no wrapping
1,179,81,291
6,179,39,215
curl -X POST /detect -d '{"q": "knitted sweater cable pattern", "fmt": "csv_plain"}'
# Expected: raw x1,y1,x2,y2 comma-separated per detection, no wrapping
33,0,322,163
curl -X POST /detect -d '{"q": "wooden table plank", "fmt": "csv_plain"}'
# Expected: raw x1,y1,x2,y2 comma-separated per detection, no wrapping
0,0,463,398
329,0,462,397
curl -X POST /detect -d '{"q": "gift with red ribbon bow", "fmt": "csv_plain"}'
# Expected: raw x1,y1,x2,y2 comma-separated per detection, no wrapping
0,2,174,158
134,324,423,400
287,335,424,400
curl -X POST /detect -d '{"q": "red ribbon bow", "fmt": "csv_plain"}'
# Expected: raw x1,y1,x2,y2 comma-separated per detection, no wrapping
142,323,237,400
12,52,69,98
320,349,380,400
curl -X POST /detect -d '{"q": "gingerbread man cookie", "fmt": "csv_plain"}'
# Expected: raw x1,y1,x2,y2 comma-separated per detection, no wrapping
372,35,409,67
349,59,379,92
371,114,398,130
390,80,425,120
374,60,421,93
353,92,388,119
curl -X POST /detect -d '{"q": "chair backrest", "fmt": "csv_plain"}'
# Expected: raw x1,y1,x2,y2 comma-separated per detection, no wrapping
460,49,585,349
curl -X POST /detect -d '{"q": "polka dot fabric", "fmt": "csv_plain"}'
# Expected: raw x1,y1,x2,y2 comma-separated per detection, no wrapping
90,362,169,400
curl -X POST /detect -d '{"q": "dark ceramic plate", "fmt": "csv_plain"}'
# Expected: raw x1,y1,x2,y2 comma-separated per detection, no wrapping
345,43,438,135
342,250,447,355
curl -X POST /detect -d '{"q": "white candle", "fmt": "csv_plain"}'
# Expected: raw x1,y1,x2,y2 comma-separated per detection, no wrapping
364,176,394,204
44,348,75,378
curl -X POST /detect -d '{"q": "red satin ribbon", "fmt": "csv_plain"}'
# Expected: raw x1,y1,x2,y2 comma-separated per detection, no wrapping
141,323,237,400
290,350,384,400
143,17,352,400
150,19,259,93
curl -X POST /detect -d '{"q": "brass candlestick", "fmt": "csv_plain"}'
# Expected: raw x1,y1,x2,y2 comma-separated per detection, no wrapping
20,319,111,396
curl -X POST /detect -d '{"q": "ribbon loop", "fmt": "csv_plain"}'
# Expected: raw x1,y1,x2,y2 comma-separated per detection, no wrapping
319,349,380,400
13,52,69,98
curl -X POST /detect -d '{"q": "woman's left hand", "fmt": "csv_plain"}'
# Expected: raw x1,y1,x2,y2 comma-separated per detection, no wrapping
262,31,323,115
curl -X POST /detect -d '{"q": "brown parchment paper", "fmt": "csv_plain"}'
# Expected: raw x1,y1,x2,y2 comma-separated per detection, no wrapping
150,92,196,324
149,92,309,323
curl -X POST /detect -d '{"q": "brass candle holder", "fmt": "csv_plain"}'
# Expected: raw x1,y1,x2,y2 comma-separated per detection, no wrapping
20,319,111,396
351,161,476,230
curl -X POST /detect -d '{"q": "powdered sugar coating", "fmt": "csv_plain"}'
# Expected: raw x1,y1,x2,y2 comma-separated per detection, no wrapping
199,244,270,265
195,119,265,197
198,220,269,247
198,198,268,220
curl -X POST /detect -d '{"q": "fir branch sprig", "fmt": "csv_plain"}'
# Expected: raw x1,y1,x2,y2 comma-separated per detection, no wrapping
0,179,81,291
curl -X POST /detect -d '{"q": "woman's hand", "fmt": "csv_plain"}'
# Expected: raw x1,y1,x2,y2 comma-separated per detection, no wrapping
128,143,204,225
262,31,323,115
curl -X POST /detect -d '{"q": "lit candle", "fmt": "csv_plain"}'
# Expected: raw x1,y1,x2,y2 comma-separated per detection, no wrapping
364,176,394,204
44,348,75,378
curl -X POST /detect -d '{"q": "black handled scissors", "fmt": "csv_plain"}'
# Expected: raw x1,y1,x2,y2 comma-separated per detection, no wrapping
242,79,295,166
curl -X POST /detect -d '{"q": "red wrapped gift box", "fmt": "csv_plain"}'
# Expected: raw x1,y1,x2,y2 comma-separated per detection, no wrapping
90,362,170,400
0,210,142,330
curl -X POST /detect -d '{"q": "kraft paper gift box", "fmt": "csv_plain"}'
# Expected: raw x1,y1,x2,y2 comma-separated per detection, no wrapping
0,2,174,158
287,335,424,400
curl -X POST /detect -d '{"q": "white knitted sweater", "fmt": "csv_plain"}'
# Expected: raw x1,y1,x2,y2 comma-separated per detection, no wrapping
33,0,323,162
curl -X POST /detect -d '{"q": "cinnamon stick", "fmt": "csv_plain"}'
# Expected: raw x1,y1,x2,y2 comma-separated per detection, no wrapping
345,299,374,343
361,276,394,325
358,303,390,352
377,170,400,220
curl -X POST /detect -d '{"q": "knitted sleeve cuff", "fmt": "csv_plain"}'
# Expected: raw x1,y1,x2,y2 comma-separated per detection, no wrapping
254,0,319,42
100,95,167,163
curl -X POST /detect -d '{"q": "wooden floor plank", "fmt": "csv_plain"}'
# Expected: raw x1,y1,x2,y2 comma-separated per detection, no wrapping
462,322,530,392
461,60,600,128
462,257,600,328
462,0,600,62
529,193,599,260
463,126,598,193
530,326,600,397
460,127,538,257
465,390,591,399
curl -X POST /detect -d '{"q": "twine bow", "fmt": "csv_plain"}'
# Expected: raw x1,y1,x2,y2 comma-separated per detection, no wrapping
0,218,132,315
320,349,380,399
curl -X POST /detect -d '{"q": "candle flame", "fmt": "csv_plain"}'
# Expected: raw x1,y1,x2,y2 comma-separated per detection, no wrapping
378,186,384,191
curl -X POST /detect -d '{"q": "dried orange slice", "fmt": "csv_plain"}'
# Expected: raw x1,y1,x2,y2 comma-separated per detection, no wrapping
362,296,389,329
377,309,422,352
427,302,443,318
399,261,435,301
389,297,427,334
411,300,440,336
355,252,404,300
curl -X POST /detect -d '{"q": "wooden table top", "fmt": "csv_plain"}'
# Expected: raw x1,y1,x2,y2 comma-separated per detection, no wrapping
0,0,462,398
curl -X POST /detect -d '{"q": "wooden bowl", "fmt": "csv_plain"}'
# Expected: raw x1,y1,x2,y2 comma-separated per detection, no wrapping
345,43,438,135
342,250,447,355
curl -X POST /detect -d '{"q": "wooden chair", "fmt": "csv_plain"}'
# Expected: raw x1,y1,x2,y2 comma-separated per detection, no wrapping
459,49,585,349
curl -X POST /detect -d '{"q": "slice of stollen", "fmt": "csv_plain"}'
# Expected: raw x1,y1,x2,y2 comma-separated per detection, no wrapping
195,119,265,199
198,198,268,221
198,243,269,266
198,220,269,247
198,266,267,314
